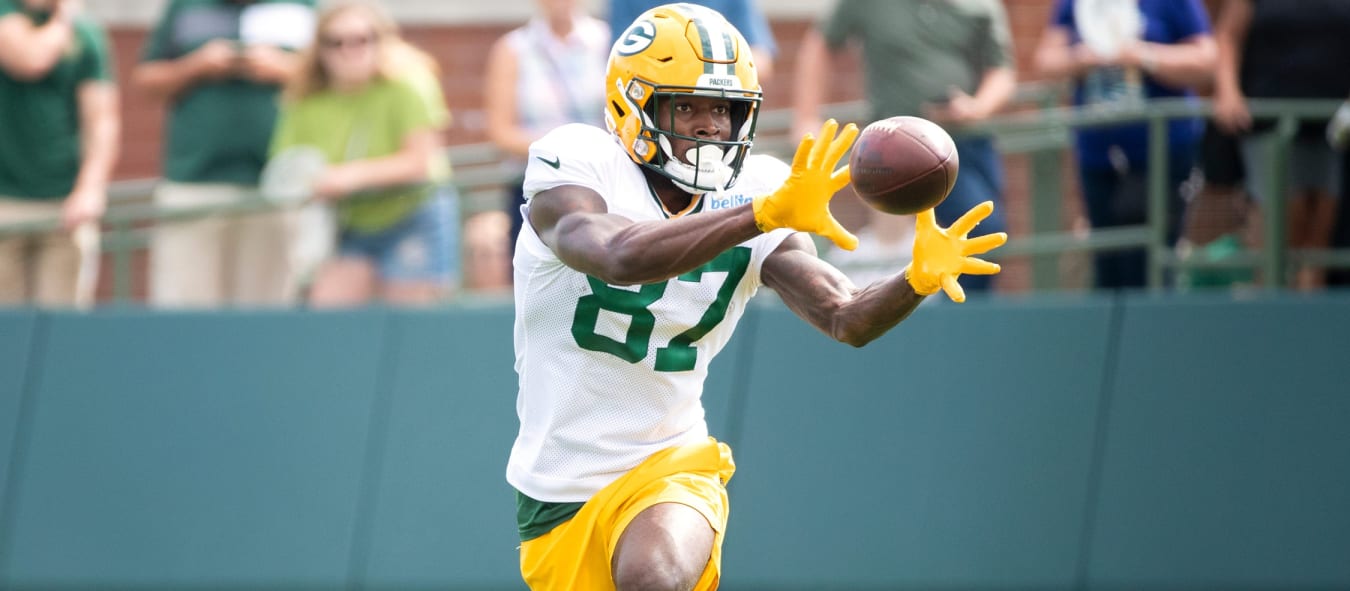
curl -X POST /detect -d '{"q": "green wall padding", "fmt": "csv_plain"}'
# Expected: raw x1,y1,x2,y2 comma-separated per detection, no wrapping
2,311,389,588
0,293,1346,591
359,308,523,590
723,297,1117,590
0,310,37,568
1088,293,1350,590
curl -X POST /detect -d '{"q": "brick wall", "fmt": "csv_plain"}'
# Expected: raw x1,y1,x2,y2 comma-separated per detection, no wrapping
105,1,1081,293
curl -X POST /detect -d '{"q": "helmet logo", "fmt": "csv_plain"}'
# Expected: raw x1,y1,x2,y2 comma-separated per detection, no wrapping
616,20,657,56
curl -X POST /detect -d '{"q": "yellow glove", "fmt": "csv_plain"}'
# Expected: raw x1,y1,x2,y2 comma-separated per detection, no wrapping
752,119,859,250
906,201,1008,303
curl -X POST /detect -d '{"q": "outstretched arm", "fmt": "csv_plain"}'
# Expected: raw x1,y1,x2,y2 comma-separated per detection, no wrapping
762,233,925,348
528,185,761,286
765,202,1008,347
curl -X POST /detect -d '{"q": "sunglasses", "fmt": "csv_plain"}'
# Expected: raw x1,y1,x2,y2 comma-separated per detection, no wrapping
320,33,377,51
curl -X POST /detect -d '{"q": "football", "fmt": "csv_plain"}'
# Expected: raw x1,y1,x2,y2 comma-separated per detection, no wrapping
848,116,959,215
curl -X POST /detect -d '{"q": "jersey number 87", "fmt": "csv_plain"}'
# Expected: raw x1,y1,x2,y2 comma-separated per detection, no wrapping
571,247,751,372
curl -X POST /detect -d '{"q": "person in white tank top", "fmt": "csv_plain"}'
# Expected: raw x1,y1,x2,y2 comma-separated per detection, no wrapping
507,5,1009,590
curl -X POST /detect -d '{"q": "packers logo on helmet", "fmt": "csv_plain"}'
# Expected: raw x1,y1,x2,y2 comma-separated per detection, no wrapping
605,3,762,193
615,20,657,56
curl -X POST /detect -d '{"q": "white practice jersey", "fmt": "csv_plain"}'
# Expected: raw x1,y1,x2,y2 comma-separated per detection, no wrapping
507,124,794,502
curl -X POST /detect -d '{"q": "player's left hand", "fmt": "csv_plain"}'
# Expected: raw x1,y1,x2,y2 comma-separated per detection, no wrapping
905,201,1007,303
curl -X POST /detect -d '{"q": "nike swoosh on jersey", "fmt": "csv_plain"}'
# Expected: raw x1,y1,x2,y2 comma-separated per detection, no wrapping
536,155,561,169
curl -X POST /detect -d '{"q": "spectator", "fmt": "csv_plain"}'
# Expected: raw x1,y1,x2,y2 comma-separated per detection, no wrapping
794,0,1014,296
0,0,118,309
1170,2,1248,290
608,0,777,81
1212,0,1350,290
1034,0,1216,290
271,0,455,307
485,0,609,272
134,0,315,308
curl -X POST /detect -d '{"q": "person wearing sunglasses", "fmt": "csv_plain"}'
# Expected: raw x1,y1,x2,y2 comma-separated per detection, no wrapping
270,0,455,307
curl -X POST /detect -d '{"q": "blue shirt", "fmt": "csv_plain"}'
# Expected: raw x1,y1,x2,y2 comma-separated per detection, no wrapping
1052,0,1211,170
607,0,776,55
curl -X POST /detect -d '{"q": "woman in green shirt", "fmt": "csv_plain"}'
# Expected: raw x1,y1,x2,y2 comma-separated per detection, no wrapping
272,0,455,306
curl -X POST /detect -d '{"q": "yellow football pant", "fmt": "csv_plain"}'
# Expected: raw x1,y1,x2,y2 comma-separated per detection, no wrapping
519,437,736,590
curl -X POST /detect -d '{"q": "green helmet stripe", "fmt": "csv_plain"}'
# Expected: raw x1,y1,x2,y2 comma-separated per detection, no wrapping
692,19,716,74
692,16,740,77
721,30,736,76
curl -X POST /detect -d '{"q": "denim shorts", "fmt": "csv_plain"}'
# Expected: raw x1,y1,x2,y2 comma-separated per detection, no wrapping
337,187,460,284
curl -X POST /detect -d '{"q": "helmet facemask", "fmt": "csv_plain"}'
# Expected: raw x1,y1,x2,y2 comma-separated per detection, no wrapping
619,79,761,194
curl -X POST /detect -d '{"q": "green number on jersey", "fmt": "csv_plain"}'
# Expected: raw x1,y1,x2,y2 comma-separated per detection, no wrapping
570,247,752,371
654,247,751,371
571,280,666,363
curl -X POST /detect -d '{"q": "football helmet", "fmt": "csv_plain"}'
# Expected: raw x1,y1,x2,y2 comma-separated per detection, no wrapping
605,3,762,193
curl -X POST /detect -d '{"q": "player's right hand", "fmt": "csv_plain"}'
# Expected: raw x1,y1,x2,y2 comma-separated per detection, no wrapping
752,119,860,250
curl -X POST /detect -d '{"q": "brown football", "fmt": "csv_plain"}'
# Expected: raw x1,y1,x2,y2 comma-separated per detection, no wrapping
848,116,959,215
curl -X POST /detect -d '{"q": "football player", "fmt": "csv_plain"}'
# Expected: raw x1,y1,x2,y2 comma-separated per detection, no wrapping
507,4,1006,589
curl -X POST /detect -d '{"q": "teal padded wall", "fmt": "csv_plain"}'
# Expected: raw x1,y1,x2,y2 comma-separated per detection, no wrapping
1088,293,1350,590
0,310,37,558
0,294,1347,590
724,297,1116,590
1,311,389,588
359,307,523,590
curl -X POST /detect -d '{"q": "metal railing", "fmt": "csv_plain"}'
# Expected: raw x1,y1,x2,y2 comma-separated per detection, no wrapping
1,94,1345,302
945,97,1348,289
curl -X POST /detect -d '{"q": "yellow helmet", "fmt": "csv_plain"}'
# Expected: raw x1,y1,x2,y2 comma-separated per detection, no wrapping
605,3,762,193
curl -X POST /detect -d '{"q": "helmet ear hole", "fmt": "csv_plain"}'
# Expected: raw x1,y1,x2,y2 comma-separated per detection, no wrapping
611,100,627,118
